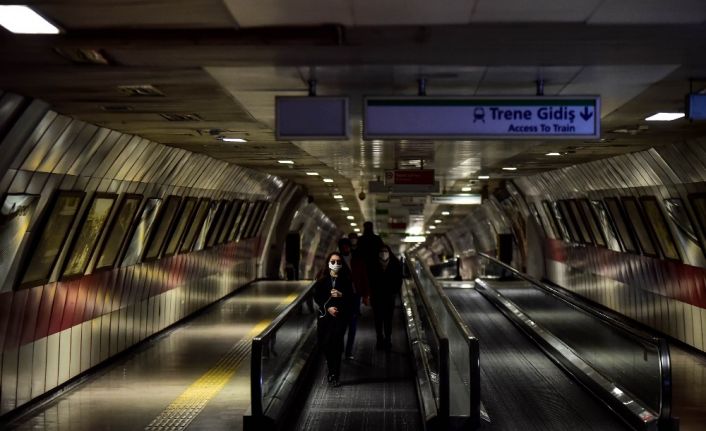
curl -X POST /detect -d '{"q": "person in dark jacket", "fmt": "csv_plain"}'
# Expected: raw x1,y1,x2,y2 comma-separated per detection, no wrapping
338,237,369,359
313,251,355,387
369,244,402,350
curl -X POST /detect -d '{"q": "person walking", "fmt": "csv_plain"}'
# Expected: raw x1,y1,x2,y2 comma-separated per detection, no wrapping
370,244,402,350
313,251,355,387
337,237,369,359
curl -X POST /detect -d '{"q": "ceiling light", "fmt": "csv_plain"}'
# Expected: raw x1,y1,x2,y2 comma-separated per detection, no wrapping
346,216,354,220
306,172,319,176
434,219,442,223
425,230,431,234
478,175,490,180
546,152,561,156
441,211,450,216
350,222,357,226
0,6,60,34
333,194,343,199
645,113,685,121
462,187,472,192
220,137,247,143
323,178,334,183
429,225,436,230
354,228,360,232
502,167,517,171
341,207,349,211
402,235,426,243
277,160,294,164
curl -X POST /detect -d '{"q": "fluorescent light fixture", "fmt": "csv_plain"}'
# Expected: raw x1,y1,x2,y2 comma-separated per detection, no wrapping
306,172,319,176
429,225,436,230
546,152,562,156
277,160,294,164
502,167,517,171
219,137,247,143
434,219,442,223
333,194,343,199
323,178,334,183
346,215,354,220
354,228,360,232
478,175,490,180
441,211,450,216
341,207,350,211
461,186,472,192
0,6,60,34
645,112,685,121
425,230,431,234
402,235,426,243
431,194,482,205
350,222,357,226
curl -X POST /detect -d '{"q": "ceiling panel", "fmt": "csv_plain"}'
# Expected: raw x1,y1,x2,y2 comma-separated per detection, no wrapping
352,0,475,25
559,65,680,117
589,0,706,24
224,0,354,27
471,0,602,22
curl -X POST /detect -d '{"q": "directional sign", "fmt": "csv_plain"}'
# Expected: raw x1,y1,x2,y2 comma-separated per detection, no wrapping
364,96,600,140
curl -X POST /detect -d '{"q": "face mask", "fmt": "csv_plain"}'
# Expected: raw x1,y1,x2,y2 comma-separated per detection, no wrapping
379,251,390,261
329,260,342,272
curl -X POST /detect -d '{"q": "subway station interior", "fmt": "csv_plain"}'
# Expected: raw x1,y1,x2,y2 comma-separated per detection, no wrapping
1,1,706,430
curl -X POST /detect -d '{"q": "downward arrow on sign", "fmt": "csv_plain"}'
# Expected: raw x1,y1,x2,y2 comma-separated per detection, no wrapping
580,106,593,121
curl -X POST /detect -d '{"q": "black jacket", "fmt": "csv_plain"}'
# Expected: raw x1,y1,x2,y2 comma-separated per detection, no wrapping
370,258,403,301
313,272,355,319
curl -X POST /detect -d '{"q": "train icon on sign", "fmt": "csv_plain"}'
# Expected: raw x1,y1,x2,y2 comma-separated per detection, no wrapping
473,107,485,123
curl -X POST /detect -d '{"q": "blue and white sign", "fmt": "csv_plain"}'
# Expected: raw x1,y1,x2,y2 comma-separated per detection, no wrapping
364,96,600,140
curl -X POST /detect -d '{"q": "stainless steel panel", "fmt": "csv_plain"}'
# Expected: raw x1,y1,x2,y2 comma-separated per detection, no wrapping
4,103,53,173
22,117,80,173
57,329,71,385
69,325,82,379
91,134,132,179
15,343,33,407
30,337,47,398
79,321,91,373
41,122,97,174
90,317,101,368
1,348,19,413
44,333,60,391
81,130,122,178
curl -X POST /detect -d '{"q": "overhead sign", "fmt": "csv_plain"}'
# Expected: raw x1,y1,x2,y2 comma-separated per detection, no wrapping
364,96,600,139
276,96,349,140
385,169,435,185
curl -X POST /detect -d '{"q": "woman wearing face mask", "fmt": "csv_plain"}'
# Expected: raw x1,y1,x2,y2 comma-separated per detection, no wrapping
370,244,403,350
313,251,354,387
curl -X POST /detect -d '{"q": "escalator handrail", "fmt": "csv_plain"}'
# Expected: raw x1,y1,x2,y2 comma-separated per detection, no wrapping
250,281,316,417
404,256,450,422
405,254,482,427
475,251,673,425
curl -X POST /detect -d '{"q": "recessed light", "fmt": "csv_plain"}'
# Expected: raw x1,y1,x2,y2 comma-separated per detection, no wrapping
350,222,357,226
434,219,442,223
346,216,354,220
306,172,319,176
354,228,360,232
645,113,685,121
341,207,349,211
277,160,294,164
429,225,436,230
0,6,60,34
323,178,334,183
502,167,517,171
546,152,561,156
220,137,247,143
333,194,343,199
461,187,472,192
402,235,426,243
441,211,450,216
425,230,431,234
478,175,490,180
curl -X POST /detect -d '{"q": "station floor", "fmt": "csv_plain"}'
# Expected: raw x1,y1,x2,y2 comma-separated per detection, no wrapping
6,280,310,431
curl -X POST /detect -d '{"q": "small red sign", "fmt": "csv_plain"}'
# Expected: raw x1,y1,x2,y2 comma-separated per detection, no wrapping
390,169,435,185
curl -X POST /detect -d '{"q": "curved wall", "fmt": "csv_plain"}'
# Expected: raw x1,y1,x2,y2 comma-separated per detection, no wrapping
0,91,338,415
440,140,706,353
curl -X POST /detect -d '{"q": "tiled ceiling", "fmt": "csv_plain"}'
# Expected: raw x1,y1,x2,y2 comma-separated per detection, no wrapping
1,2,706,245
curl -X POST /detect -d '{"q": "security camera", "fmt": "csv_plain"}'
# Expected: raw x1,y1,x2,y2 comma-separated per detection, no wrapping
358,191,366,201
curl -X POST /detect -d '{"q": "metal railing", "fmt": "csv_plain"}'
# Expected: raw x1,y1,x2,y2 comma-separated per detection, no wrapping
247,282,317,430
474,252,675,431
405,254,482,429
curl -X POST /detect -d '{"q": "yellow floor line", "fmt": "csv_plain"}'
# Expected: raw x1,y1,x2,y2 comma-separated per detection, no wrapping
144,291,300,431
